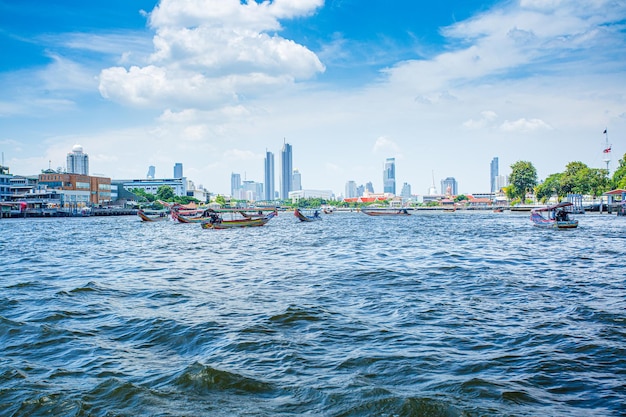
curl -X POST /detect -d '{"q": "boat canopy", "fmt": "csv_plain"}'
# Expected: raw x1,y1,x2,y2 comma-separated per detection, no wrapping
531,202,573,213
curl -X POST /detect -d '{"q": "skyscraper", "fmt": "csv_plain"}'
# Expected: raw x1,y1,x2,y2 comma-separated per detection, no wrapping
441,177,458,196
365,182,374,194
383,158,396,195
174,163,183,178
292,169,302,191
345,181,357,199
400,182,412,199
147,166,155,179
231,172,241,198
66,144,89,175
490,157,499,193
264,151,274,201
280,142,293,199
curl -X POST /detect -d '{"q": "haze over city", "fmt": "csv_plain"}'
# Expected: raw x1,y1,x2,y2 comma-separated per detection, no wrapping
1,0,624,196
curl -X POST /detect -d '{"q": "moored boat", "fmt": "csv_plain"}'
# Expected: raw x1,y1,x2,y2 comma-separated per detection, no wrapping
294,208,322,222
530,202,578,229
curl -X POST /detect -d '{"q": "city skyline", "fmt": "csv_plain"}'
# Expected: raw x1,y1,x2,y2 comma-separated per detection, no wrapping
1,1,624,196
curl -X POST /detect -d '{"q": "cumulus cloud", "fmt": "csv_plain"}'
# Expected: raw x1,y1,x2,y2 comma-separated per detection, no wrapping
99,0,325,109
373,136,400,153
463,110,498,129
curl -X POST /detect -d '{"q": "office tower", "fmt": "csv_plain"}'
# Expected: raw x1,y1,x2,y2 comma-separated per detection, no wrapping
365,182,374,193
66,144,89,175
231,172,241,198
280,142,293,199
383,157,396,195
490,157,499,193
345,181,357,199
264,151,274,201
147,166,155,179
292,169,302,191
401,182,411,199
356,184,365,197
441,177,458,196
174,163,183,178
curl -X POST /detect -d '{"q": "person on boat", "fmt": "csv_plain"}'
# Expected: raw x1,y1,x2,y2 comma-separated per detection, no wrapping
209,212,221,224
314,210,319,218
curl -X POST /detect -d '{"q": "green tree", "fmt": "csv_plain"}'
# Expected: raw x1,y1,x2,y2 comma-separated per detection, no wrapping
509,161,538,201
215,195,226,206
612,153,626,189
535,173,562,202
131,188,155,202
156,185,175,201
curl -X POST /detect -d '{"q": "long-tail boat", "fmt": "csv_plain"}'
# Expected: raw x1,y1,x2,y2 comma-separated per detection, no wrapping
530,202,578,229
361,207,411,216
137,209,170,222
201,210,278,229
294,208,322,222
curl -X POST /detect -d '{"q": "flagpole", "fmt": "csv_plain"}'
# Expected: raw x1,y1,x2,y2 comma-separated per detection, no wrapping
603,128,611,175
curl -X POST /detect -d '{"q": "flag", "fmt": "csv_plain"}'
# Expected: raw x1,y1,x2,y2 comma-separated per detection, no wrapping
603,146,612,153
603,129,607,134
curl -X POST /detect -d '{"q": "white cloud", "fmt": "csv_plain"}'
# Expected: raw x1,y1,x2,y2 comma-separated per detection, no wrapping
463,110,498,129
99,0,325,109
373,136,400,154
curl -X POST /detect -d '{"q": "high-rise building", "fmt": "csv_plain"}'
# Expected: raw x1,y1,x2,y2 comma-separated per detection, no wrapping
147,166,155,179
174,163,183,179
280,142,293,199
345,181,357,199
292,169,302,191
231,172,241,198
400,182,411,199
356,184,365,197
264,151,274,201
383,158,396,195
66,145,89,175
490,157,499,193
441,177,458,196
365,182,374,194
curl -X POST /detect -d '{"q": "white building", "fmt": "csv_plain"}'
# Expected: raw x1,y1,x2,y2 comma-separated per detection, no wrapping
66,144,89,175
119,178,188,197
289,189,334,203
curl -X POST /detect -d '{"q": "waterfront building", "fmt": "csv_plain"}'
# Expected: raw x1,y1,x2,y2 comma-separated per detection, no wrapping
147,166,155,179
345,181,357,199
490,157,499,193
66,145,89,175
441,177,458,196
39,172,112,205
186,180,210,203
0,165,11,201
264,151,275,201
173,163,183,179
280,142,293,200
231,173,241,199
117,177,188,198
292,169,302,191
383,158,396,195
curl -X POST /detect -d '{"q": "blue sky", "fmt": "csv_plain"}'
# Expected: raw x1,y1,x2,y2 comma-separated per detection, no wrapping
1,0,625,197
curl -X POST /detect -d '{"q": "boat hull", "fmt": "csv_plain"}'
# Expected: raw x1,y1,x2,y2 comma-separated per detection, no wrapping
294,208,321,222
201,211,277,229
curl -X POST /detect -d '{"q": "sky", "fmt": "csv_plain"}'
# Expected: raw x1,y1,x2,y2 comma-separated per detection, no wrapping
1,0,625,197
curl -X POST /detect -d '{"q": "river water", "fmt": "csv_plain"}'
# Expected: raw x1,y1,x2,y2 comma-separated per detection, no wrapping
1,211,624,416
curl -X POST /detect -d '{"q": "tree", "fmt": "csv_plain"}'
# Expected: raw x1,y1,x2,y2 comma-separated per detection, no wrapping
131,188,155,202
535,173,562,202
156,185,175,201
215,195,226,206
612,153,626,189
509,161,537,202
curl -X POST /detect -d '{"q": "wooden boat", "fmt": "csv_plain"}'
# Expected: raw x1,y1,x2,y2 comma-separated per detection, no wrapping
294,208,322,222
361,207,411,216
201,211,277,229
171,210,211,223
137,209,170,222
530,202,578,229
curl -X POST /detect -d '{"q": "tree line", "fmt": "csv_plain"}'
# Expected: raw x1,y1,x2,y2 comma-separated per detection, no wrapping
507,153,626,203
